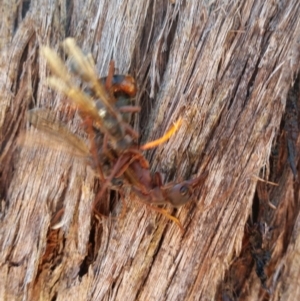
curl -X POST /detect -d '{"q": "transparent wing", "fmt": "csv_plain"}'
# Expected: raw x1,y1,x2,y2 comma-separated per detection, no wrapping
19,109,91,158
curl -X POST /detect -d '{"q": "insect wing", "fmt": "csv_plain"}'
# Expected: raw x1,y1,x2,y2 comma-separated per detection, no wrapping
20,109,91,158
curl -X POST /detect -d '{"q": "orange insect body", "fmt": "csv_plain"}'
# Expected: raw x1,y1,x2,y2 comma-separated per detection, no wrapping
38,38,207,229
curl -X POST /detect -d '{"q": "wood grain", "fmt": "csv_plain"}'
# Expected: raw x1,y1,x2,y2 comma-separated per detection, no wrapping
1,1,300,300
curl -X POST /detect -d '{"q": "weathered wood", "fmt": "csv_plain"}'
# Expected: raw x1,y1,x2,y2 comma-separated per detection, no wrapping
1,0,300,300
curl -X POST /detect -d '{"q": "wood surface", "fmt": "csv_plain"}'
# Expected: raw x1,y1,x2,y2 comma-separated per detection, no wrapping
0,1,300,300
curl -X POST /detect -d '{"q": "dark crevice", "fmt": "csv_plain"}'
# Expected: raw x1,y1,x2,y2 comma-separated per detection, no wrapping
215,222,257,300
251,191,260,224
50,292,57,301
216,70,300,300
13,1,32,34
65,0,73,36
22,0,31,18
36,228,64,279
245,59,260,100
79,222,97,277
227,58,249,111
284,72,300,180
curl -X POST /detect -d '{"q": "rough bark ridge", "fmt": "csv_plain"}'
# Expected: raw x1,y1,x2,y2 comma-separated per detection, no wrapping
0,0,300,300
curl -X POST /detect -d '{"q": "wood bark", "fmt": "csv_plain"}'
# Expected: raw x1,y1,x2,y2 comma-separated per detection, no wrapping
1,0,300,300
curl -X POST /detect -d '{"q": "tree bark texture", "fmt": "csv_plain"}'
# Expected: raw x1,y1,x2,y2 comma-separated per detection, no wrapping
1,0,300,300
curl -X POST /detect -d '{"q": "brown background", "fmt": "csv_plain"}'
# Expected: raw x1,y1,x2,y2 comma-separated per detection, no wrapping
1,0,300,300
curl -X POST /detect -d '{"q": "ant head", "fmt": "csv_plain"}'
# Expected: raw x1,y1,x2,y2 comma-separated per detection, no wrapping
165,172,208,207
